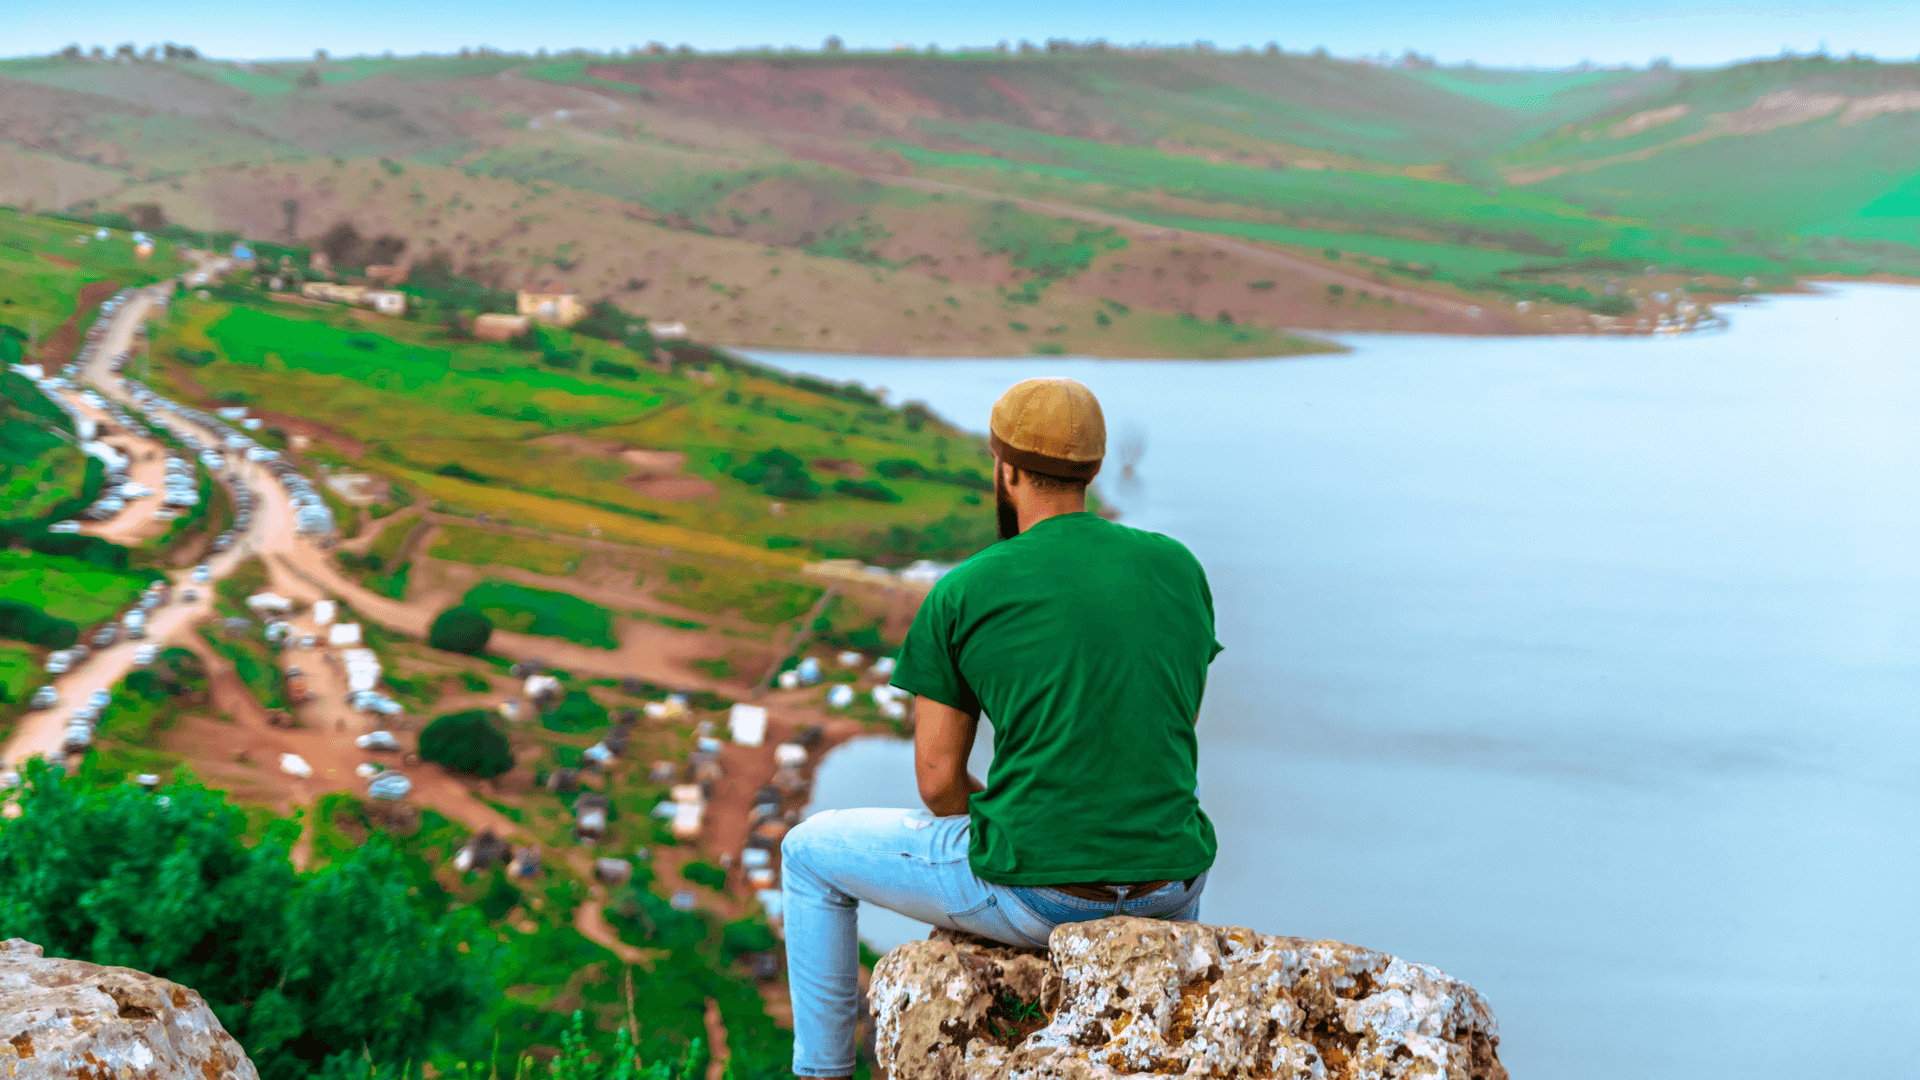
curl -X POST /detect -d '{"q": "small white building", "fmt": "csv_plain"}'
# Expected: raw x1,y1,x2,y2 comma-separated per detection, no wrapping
341,648,382,693
728,703,768,747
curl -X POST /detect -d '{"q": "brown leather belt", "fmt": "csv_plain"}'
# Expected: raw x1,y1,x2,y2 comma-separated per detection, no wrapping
1049,880,1174,903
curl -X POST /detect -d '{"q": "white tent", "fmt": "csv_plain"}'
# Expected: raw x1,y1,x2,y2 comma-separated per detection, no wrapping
728,703,768,747
341,648,382,693
327,622,362,647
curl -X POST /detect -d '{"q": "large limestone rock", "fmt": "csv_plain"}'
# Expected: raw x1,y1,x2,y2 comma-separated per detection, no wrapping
0,939,259,1080
870,918,1505,1080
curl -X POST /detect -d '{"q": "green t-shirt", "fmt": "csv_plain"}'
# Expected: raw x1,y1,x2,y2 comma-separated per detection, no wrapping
893,512,1221,886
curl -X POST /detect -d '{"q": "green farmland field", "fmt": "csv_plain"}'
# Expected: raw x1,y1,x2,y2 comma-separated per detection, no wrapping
152,297,1001,563
462,579,620,649
0,550,151,628
0,642,39,705
656,562,825,626
429,524,584,576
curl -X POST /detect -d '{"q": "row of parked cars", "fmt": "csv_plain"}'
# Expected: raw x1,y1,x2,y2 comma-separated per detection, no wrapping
118,371,336,541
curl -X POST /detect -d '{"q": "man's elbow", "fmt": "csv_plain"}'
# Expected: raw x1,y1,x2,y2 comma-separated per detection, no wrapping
918,771,967,816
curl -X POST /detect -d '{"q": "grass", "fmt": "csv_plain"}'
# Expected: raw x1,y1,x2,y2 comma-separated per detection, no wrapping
655,562,824,626
150,296,1000,562
0,549,150,627
408,468,807,566
429,524,583,576
540,688,609,734
0,642,40,713
198,626,286,711
462,579,620,649
0,206,187,334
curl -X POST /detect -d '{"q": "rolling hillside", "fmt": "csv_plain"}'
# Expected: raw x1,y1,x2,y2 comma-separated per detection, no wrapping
1,48,1914,355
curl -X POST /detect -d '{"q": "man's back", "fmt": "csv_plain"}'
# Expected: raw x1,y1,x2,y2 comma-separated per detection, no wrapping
895,511,1220,885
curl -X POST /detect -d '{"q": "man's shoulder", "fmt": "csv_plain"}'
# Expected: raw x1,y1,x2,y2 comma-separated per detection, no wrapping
1098,517,1204,569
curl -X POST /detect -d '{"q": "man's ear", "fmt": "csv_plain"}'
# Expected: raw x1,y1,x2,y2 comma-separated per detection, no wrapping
999,459,1020,488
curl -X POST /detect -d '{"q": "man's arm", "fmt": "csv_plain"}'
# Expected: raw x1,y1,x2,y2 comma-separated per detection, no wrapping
914,695,985,816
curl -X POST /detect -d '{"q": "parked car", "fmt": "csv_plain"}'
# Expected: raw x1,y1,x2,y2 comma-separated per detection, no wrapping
48,520,82,534
191,565,211,583
133,645,159,667
284,666,310,705
356,731,402,752
91,625,119,648
44,652,72,675
181,587,198,602
30,686,58,710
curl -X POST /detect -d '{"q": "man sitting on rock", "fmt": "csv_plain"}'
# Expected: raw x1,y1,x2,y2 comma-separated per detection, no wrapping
781,376,1222,1079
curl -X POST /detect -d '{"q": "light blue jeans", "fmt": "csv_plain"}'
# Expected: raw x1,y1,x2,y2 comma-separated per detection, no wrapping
780,807,1206,1077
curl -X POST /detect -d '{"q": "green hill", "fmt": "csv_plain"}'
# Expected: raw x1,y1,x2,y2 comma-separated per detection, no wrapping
2,48,1914,352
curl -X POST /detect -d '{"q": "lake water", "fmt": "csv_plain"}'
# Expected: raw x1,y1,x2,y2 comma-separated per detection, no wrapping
745,283,1920,1080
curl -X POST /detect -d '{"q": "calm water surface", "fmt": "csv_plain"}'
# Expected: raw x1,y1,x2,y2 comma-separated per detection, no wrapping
747,284,1919,1080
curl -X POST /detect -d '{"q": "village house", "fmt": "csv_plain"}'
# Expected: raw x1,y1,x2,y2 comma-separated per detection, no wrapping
300,281,407,316
516,289,585,327
472,312,531,341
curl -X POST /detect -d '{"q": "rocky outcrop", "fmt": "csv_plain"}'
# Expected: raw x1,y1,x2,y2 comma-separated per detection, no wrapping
870,918,1504,1080
0,939,259,1080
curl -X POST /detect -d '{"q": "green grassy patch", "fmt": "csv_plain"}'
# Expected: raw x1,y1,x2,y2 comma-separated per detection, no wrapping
462,579,619,649
429,524,583,575
540,688,609,734
655,563,824,625
0,549,151,627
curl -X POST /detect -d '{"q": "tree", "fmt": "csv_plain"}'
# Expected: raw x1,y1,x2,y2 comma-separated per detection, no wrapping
0,763,492,1080
428,605,492,654
419,710,515,778
729,448,820,500
823,35,843,52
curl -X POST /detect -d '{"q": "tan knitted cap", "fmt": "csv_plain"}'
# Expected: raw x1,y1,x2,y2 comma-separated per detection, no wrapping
987,377,1106,481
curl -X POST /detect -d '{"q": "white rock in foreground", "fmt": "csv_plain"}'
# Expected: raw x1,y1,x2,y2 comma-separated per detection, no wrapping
871,917,1506,1080
0,938,259,1080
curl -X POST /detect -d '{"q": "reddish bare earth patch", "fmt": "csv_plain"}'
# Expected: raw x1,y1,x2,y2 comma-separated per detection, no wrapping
38,279,119,365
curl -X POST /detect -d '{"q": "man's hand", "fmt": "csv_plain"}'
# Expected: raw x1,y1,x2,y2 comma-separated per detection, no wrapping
914,696,985,816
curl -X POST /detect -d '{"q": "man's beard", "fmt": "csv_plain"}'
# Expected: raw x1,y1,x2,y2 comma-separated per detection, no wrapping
995,469,1020,541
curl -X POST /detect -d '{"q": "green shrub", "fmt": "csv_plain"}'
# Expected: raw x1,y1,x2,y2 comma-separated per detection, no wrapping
721,917,779,961
683,861,727,889
833,479,901,503
461,581,617,649
0,599,77,649
0,762,491,1080
433,462,489,484
728,448,820,500
418,709,514,778
428,605,493,655
540,689,608,734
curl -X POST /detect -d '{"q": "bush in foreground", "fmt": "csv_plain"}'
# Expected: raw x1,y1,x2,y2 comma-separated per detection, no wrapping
428,604,492,654
0,761,491,1080
419,709,514,778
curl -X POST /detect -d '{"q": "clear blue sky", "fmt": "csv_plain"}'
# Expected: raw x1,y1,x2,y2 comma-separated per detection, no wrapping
10,0,1919,68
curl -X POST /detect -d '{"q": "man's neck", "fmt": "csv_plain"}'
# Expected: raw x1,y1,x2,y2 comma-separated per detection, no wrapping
1018,497,1086,534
